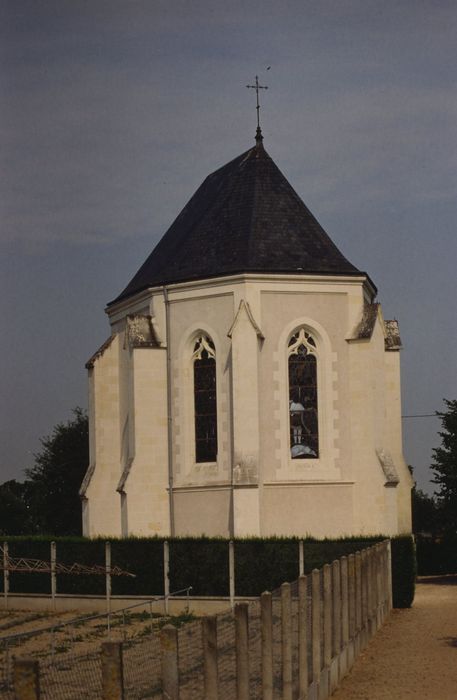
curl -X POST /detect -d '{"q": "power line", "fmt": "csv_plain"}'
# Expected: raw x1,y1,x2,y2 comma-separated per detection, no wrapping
401,414,437,418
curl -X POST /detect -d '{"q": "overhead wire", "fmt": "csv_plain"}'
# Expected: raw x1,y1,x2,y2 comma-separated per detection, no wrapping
401,414,437,418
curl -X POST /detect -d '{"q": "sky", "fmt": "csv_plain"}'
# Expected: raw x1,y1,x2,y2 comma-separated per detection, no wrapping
1,0,456,495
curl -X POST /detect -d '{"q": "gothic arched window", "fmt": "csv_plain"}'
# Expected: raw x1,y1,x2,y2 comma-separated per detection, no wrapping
288,328,319,459
192,335,218,463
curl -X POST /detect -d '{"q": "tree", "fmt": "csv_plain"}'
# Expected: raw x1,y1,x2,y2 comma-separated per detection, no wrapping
0,480,36,535
411,486,439,536
25,407,89,535
431,399,457,533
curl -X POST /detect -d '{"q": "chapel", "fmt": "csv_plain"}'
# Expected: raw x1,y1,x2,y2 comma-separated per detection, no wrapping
80,127,413,539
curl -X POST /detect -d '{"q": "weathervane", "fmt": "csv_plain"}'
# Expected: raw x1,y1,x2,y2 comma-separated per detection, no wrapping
246,74,269,142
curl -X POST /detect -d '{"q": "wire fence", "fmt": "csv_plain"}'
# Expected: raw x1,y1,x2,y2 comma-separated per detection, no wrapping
0,588,191,700
4,540,392,699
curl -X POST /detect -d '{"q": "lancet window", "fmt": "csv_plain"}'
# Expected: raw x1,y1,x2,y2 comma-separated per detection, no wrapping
192,335,218,463
288,328,319,459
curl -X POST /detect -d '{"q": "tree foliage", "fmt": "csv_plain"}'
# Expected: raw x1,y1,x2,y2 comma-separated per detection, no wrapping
411,486,438,536
0,480,35,535
26,407,89,535
431,399,457,532
0,408,89,536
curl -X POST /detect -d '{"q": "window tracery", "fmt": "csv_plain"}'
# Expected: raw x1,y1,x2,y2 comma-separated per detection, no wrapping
288,328,319,459
192,335,218,463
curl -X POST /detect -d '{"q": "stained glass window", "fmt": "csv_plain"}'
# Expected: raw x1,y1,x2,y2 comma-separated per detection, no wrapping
193,335,218,463
288,328,318,459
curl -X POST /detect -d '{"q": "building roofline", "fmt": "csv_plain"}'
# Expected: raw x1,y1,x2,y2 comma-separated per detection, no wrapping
106,271,377,316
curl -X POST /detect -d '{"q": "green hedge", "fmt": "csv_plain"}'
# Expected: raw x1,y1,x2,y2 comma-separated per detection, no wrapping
7,538,51,595
169,538,228,595
0,534,416,607
391,535,416,608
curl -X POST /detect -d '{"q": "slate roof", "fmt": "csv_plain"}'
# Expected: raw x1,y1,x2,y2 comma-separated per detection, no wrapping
111,140,366,305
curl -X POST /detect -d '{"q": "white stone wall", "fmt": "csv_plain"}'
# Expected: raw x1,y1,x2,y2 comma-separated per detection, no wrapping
84,335,122,536
384,347,414,532
84,273,412,539
168,292,233,487
122,347,170,536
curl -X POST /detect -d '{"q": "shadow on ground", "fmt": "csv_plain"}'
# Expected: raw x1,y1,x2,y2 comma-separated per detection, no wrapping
440,637,457,648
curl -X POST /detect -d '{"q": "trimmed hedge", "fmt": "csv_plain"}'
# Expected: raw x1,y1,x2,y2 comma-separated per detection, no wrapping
391,535,416,608
0,534,416,607
169,538,228,596
7,538,51,595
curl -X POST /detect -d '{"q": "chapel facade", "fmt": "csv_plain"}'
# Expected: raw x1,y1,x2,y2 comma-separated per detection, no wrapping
80,130,413,538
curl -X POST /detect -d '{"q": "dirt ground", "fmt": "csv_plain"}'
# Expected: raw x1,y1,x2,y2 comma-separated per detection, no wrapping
333,578,457,700
0,606,171,662
0,606,181,699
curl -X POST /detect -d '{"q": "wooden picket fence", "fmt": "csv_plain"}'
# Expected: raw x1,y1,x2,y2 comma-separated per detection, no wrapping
11,540,392,700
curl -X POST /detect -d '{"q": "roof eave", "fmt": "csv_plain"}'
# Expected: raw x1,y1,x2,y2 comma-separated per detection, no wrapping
106,270,376,316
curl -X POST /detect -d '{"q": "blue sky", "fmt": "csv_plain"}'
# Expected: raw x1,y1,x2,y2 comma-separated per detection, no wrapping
1,0,456,493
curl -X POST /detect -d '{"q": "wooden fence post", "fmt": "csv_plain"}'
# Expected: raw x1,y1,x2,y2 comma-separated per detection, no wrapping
376,544,382,628
202,615,218,700
13,658,40,700
281,582,293,700
311,568,321,685
339,555,349,679
105,541,111,618
366,549,372,632
366,548,372,632
161,624,179,700
340,556,349,648
370,547,376,631
101,641,124,700
355,552,362,637
3,542,9,610
235,603,249,700
386,540,393,611
348,554,355,640
229,541,235,611
323,564,332,669
164,540,170,615
298,575,308,699
50,541,56,611
261,592,273,700
332,560,341,658
361,550,368,636
370,547,377,631
299,540,305,576
383,541,389,617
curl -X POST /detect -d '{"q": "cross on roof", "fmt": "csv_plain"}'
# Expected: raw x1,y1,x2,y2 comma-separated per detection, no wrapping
246,75,268,140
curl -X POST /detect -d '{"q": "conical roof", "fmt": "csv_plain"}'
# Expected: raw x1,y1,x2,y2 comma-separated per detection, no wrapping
111,141,365,305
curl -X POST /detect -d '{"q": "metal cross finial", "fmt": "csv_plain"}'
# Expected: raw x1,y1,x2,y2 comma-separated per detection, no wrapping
246,75,268,138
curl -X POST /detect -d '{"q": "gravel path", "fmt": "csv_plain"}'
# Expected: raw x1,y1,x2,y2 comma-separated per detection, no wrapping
332,578,457,700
